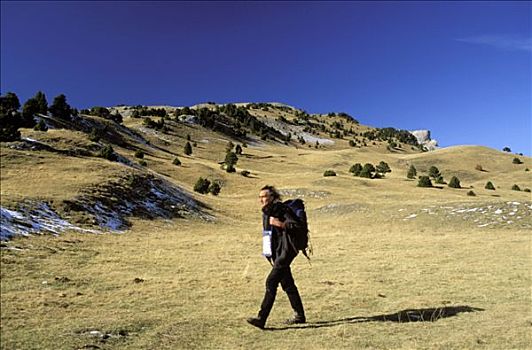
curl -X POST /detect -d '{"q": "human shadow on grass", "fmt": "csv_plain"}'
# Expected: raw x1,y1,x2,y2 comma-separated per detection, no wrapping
265,305,484,331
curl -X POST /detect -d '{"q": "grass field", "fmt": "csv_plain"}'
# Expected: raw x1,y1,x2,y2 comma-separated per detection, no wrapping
1,111,531,349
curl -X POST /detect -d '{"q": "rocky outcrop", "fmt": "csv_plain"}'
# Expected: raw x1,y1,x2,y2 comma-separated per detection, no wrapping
410,130,438,151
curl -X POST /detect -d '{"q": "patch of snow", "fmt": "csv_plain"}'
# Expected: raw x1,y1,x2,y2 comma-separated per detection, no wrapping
494,209,503,215
1,204,100,241
404,214,417,220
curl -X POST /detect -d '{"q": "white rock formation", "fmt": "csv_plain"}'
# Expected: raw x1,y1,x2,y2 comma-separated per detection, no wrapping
410,130,438,151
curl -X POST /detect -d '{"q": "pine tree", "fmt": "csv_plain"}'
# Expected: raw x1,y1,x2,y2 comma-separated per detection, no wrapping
428,166,441,179
172,157,181,166
349,163,363,176
235,144,243,155
417,176,433,188
34,91,48,114
184,142,193,156
359,163,375,178
375,161,391,175
194,177,211,194
0,92,22,141
485,181,495,190
407,165,417,179
511,184,521,191
21,98,39,127
448,176,461,188
49,94,72,120
225,151,238,172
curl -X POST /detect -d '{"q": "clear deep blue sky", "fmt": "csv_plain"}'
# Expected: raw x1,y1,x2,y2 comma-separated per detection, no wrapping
1,1,530,154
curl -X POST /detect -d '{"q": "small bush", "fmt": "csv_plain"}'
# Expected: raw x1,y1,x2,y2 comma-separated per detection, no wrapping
208,182,221,196
448,176,461,188
524,188,531,193
241,170,250,177
485,181,495,190
89,127,102,142
467,190,476,196
323,170,336,177
511,184,521,191
417,176,433,188
526,168,529,172
475,164,483,171
194,177,211,194
134,150,144,159
349,140,356,147
139,160,147,166
512,157,522,164
99,145,117,161
435,176,446,184
34,119,48,131
172,157,181,166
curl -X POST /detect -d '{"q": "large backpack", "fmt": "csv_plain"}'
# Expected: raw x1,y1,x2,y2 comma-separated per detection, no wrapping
284,199,312,259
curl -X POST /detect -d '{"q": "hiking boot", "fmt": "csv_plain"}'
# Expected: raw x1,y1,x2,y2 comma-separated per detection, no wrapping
285,315,306,325
246,317,265,329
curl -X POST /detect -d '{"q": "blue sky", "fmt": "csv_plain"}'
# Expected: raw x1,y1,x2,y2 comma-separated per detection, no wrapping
1,1,530,154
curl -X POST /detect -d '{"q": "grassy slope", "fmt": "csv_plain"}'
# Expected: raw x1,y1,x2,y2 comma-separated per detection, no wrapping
1,108,531,349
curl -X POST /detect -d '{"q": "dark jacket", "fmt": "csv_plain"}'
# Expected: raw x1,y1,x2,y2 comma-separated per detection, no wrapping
262,202,299,268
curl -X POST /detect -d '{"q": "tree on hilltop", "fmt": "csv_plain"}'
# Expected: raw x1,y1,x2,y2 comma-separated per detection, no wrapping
21,98,39,128
35,91,48,114
0,92,22,141
49,94,72,120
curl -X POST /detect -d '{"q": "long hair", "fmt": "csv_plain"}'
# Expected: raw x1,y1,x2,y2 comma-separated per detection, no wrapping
260,185,282,201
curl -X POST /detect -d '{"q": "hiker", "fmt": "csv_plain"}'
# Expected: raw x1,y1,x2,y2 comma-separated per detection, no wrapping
247,185,306,329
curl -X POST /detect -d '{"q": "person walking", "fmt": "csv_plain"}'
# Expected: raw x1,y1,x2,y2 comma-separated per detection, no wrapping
247,185,306,329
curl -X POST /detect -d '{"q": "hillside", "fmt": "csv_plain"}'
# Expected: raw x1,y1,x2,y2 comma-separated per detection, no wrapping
1,102,531,349
1,102,530,235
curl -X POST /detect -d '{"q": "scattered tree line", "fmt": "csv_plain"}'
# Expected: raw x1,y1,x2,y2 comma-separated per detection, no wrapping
1,91,77,141
349,161,391,179
362,127,420,148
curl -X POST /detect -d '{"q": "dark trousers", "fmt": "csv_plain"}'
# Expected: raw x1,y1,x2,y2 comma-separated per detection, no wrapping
258,265,305,321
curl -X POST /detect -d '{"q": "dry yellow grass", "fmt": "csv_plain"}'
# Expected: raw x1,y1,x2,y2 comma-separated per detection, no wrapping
1,113,531,349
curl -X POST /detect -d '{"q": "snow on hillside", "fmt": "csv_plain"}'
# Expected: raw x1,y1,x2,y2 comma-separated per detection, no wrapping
1,203,99,241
